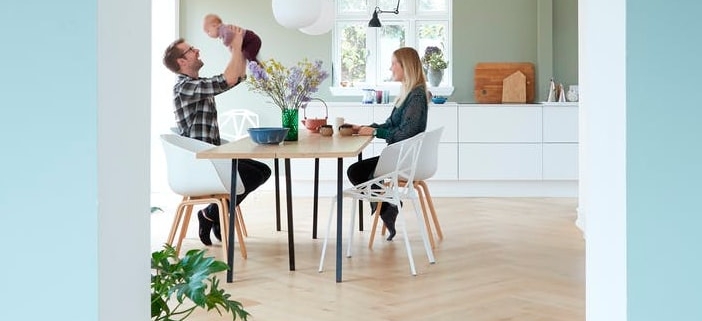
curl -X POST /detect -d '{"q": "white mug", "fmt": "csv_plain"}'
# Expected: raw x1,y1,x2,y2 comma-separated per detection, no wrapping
334,117,345,131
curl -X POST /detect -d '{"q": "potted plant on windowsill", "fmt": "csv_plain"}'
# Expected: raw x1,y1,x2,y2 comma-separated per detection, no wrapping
421,46,449,87
151,244,250,321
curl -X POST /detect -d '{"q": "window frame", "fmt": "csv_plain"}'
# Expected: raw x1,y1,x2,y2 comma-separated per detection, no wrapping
331,0,453,97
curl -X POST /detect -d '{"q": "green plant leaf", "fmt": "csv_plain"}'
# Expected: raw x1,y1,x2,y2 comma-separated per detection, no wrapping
151,245,249,320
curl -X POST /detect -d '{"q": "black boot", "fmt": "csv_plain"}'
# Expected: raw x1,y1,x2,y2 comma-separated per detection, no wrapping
379,203,398,241
197,210,214,246
204,205,222,242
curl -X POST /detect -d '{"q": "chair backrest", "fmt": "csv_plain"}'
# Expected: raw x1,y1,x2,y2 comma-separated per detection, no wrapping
219,109,260,142
413,126,444,180
373,132,425,197
160,134,244,196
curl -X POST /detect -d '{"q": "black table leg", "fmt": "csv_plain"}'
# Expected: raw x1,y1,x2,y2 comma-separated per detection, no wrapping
284,158,295,271
358,153,364,231
274,158,281,231
313,158,319,239
226,159,239,283
336,157,343,282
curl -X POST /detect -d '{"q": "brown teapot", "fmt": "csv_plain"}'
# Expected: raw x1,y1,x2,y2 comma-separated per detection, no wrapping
301,98,328,133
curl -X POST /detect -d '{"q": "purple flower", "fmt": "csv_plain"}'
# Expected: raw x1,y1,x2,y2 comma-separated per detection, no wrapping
245,58,329,111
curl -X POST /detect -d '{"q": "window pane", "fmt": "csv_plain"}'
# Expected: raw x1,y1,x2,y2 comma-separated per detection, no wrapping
378,24,406,82
417,0,447,12
417,22,447,54
338,22,368,86
378,0,406,12
338,0,369,14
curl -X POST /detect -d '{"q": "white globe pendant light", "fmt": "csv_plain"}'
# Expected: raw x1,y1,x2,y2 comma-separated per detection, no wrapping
272,0,322,29
299,0,335,35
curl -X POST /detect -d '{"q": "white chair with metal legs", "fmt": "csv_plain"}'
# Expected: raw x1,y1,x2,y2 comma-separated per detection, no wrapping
318,132,436,276
160,134,248,259
369,127,445,249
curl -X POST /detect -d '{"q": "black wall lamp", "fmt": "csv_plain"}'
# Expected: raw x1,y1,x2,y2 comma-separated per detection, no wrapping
368,0,400,28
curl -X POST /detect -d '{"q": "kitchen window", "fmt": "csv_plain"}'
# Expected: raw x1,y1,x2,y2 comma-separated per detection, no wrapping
331,0,453,96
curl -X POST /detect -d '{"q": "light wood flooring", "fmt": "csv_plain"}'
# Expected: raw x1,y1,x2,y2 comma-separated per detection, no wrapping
150,191,584,321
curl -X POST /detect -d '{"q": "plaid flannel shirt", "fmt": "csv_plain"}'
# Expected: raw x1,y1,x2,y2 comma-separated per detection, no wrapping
172,73,232,145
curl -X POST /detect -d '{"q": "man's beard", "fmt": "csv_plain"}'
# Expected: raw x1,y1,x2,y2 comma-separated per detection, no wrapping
194,59,204,70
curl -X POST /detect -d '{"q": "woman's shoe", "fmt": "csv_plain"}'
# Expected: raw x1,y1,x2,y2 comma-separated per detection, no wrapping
197,210,214,246
380,204,398,241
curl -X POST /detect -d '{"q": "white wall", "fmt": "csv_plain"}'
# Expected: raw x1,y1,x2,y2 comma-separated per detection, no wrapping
580,0,627,320
98,0,152,320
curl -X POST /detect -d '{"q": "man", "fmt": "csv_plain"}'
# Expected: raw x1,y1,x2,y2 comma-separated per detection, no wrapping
162,26,271,246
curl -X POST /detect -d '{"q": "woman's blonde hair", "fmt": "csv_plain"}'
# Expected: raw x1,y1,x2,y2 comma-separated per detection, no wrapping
393,47,429,106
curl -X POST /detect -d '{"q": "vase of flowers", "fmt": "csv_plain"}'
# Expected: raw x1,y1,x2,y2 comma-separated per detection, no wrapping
421,46,449,87
247,59,329,141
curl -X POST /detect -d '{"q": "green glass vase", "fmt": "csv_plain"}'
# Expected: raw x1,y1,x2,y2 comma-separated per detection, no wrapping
281,108,299,141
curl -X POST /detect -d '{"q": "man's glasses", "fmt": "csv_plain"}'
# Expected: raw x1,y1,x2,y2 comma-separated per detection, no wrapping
180,46,195,57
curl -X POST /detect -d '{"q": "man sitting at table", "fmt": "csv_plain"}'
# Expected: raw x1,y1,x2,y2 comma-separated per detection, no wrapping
162,27,271,246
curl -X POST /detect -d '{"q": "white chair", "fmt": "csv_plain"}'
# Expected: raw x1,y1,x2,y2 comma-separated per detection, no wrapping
318,132,436,276
160,134,248,259
369,127,444,249
219,109,260,142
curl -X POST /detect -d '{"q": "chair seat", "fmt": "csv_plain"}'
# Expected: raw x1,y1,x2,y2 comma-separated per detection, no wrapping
160,134,249,261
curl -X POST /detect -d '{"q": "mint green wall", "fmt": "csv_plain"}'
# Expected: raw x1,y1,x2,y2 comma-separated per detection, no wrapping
553,0,578,89
179,0,577,105
0,1,98,320
627,0,702,320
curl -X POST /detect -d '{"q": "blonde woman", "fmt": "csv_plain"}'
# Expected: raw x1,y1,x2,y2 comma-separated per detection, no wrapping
347,47,430,240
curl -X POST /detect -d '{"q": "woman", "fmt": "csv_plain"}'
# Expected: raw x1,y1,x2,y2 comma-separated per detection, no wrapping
347,47,429,241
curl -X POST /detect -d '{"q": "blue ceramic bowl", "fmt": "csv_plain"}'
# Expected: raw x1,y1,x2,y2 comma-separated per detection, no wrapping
247,127,289,144
431,96,447,104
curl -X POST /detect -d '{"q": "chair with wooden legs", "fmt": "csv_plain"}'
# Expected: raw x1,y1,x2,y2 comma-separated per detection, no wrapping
319,132,435,276
160,134,248,259
369,127,444,249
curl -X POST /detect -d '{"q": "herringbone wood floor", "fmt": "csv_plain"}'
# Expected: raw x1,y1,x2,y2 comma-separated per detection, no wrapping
151,191,584,321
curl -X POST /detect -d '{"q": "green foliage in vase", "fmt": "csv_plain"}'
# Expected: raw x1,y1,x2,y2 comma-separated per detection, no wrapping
151,245,250,321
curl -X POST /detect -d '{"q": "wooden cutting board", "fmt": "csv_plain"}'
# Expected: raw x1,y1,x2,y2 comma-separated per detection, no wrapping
474,62,535,103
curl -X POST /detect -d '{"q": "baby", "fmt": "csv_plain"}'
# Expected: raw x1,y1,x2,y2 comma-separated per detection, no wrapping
203,13,261,64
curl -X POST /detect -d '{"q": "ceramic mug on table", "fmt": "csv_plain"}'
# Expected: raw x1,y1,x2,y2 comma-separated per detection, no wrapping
338,124,354,136
334,117,345,132
319,125,333,136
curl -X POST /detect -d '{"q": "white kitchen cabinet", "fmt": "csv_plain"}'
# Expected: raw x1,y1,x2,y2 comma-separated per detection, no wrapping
287,102,577,197
543,143,578,180
459,106,542,143
543,106,578,142
459,143,542,180
542,106,579,180
428,104,458,142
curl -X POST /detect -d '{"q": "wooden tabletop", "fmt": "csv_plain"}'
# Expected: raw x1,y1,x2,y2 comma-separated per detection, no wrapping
196,131,373,160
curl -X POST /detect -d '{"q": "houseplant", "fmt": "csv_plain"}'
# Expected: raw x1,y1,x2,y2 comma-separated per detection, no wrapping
247,59,329,141
421,46,449,86
151,244,250,321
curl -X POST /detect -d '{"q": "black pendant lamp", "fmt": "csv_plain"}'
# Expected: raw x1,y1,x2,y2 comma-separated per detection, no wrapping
368,0,400,28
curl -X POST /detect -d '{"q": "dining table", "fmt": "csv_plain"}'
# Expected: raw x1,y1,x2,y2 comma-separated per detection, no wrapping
197,131,373,283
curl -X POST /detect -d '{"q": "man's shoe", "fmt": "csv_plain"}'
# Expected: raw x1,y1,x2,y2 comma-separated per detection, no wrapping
197,210,214,246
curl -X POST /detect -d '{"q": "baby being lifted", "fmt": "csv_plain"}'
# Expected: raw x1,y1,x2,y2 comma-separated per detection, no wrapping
203,13,262,64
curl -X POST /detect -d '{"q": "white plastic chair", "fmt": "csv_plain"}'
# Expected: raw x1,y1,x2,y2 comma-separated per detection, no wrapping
160,134,248,259
369,127,445,249
219,109,260,142
318,132,436,276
